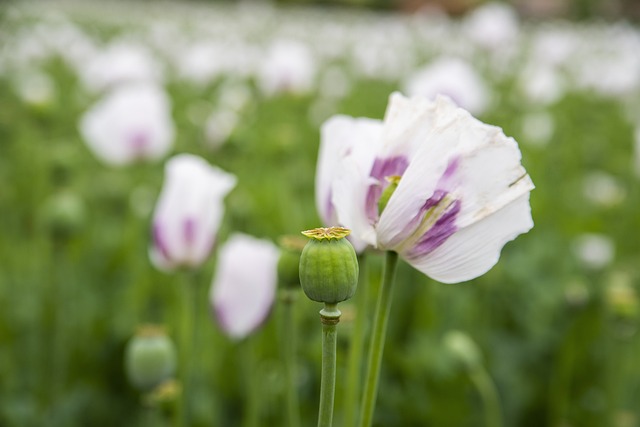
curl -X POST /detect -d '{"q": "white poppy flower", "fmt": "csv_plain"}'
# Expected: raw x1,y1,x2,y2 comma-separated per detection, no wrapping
79,83,175,166
403,57,490,116
328,93,534,283
257,39,316,96
210,234,280,340
150,154,236,270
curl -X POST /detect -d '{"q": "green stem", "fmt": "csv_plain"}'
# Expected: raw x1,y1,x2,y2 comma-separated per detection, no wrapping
176,272,198,427
318,303,341,427
343,254,369,427
358,251,399,427
282,290,301,427
469,366,503,427
241,337,260,427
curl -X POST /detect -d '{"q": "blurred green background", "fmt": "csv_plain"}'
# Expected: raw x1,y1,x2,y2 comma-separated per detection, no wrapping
1,1,639,426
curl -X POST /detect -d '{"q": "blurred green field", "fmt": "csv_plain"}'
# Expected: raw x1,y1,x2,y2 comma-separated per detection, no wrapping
1,1,640,426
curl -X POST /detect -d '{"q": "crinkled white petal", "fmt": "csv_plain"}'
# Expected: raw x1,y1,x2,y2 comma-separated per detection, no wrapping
151,154,236,270
406,193,533,283
210,234,280,340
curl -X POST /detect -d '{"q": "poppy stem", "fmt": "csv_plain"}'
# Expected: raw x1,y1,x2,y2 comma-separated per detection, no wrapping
318,303,341,427
469,365,503,427
343,254,369,427
358,251,399,427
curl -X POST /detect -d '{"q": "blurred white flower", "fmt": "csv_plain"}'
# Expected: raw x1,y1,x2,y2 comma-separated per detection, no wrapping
176,42,226,86
582,171,626,207
327,93,534,283
205,110,239,150
257,39,316,96
210,233,280,340
521,112,554,147
78,41,163,92
403,57,490,116
79,83,175,166
519,62,565,105
573,233,615,270
319,66,351,101
14,70,55,107
150,154,236,271
463,2,520,51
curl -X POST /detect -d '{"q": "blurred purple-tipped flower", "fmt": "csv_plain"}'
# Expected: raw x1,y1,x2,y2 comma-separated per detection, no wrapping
150,154,236,271
79,83,175,166
210,234,280,340
324,93,534,283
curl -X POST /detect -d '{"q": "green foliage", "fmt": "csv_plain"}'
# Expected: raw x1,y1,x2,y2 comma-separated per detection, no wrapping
0,3,639,427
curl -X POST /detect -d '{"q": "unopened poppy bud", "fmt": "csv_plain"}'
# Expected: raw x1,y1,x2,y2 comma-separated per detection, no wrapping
443,330,482,370
299,227,359,304
42,191,86,239
277,235,306,288
125,325,177,391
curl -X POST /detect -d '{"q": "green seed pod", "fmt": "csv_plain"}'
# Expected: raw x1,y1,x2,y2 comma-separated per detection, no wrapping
125,325,177,392
277,235,307,288
299,227,359,304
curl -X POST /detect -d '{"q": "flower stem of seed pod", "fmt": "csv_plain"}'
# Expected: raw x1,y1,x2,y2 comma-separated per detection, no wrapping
358,251,399,427
318,303,341,427
343,254,369,427
281,290,301,427
469,366,503,427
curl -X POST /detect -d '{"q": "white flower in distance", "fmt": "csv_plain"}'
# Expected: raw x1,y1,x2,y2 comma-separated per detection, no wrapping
210,234,280,340
403,57,490,116
257,39,316,96
150,154,236,270
327,93,534,283
78,41,163,93
79,83,175,166
463,2,520,51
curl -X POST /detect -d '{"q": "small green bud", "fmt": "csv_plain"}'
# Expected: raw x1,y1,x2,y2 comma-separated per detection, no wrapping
277,235,307,288
41,190,86,239
443,330,482,370
299,227,359,304
378,175,401,216
125,325,177,392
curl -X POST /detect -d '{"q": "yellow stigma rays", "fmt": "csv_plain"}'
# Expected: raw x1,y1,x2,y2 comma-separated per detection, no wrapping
301,227,351,240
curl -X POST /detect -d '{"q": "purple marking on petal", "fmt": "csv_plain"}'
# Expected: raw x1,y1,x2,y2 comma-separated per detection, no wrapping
438,156,460,191
407,199,461,259
130,131,149,156
152,222,173,262
324,191,335,225
365,156,409,222
184,218,196,246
